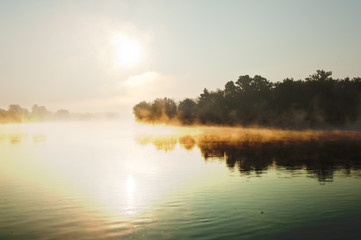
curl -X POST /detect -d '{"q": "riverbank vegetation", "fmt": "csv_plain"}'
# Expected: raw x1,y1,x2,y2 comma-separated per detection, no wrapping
133,70,361,129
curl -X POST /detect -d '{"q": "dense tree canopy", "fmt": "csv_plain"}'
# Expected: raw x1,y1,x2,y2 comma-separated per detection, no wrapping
133,70,361,129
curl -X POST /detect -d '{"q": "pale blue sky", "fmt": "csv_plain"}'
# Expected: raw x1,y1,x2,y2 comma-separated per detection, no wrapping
1,0,361,113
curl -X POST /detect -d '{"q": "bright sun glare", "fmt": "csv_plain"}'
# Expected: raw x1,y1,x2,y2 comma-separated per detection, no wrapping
116,36,141,67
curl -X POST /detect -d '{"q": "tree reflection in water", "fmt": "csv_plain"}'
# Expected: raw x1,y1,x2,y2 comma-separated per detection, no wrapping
137,129,361,183
0,133,46,145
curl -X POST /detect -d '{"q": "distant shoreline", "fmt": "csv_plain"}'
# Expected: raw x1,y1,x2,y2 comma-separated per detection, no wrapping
0,104,119,124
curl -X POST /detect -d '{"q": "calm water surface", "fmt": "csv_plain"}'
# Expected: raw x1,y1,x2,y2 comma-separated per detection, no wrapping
1,121,361,239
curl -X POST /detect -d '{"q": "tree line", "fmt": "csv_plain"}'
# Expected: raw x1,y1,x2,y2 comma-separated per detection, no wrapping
0,104,71,123
0,104,118,123
133,70,361,129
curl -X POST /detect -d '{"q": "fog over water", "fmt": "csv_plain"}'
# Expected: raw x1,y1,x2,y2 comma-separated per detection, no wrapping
2,1,361,239
1,121,361,239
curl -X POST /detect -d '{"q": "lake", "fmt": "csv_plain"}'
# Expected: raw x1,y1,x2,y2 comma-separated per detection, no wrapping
1,121,361,240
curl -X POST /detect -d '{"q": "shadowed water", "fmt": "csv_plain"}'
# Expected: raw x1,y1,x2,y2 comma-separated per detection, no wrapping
1,122,361,239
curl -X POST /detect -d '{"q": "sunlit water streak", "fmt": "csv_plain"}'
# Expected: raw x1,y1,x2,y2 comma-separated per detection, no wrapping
0,121,361,239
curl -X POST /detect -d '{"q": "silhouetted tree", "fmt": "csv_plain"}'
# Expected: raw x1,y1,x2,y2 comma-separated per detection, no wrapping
133,98,177,123
133,70,361,129
306,70,332,82
178,98,197,124
163,98,177,119
151,98,177,120
196,89,226,124
224,81,239,124
133,101,152,121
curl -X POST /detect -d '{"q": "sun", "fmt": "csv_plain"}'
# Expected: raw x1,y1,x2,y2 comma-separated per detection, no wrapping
115,36,142,67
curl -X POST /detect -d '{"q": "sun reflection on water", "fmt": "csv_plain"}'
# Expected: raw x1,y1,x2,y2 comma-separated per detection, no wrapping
2,122,361,239
126,173,135,197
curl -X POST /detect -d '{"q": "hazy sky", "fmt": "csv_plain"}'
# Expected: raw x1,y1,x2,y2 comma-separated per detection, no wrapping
1,0,361,113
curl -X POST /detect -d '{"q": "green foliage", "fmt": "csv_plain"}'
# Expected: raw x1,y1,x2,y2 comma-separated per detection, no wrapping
133,70,361,129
